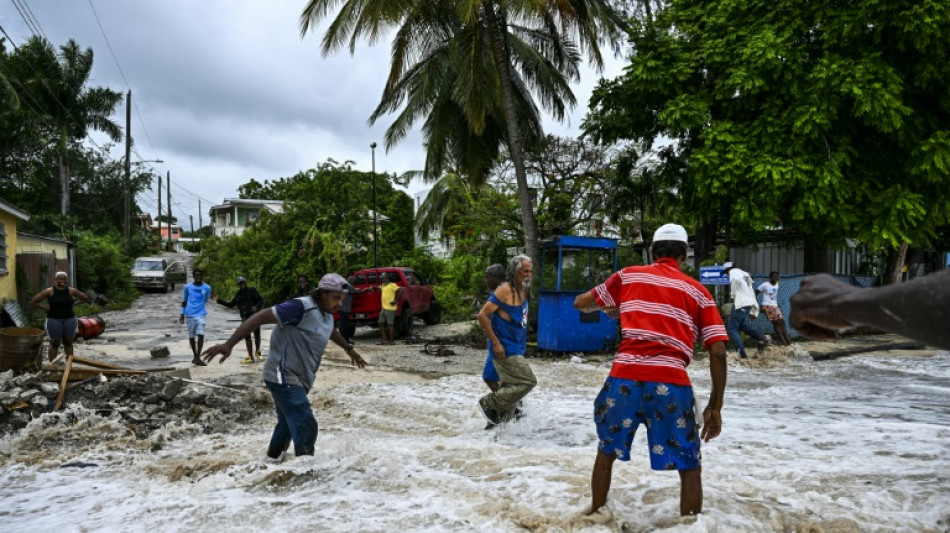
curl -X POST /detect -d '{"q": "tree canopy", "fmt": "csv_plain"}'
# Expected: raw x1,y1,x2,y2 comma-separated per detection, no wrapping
585,0,950,260
198,160,414,302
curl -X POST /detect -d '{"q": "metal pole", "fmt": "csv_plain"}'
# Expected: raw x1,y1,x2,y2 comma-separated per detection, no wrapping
371,142,378,268
166,171,171,251
124,90,131,246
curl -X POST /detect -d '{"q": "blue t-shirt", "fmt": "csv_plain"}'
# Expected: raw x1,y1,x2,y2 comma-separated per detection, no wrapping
487,292,528,357
181,283,211,317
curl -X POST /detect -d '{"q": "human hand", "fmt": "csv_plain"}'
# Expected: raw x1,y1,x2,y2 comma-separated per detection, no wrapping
347,348,367,369
789,274,858,341
700,407,721,442
492,343,506,361
604,307,620,319
201,344,232,364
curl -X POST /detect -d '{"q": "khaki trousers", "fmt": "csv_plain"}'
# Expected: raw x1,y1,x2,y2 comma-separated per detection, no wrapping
479,355,537,414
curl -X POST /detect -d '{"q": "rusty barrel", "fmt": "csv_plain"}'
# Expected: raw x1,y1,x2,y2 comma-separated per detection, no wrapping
76,316,106,340
0,327,45,372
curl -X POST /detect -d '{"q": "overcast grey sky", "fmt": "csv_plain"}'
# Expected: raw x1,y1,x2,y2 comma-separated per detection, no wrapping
1,0,625,228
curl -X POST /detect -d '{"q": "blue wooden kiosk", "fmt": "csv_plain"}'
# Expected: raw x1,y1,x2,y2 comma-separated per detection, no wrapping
537,235,618,352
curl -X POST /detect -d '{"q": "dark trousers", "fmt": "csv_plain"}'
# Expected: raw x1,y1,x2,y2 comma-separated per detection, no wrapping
265,381,318,458
338,311,352,342
727,306,764,358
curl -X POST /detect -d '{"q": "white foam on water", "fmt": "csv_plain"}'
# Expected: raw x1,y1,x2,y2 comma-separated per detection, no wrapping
1,353,949,532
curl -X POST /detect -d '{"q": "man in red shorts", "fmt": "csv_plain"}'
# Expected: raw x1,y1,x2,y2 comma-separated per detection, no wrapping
574,223,728,517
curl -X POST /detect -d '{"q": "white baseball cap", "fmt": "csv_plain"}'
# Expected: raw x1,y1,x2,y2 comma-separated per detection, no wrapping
652,223,688,243
722,262,734,270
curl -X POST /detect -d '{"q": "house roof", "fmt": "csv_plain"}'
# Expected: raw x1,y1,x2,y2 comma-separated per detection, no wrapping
0,199,31,221
209,198,285,215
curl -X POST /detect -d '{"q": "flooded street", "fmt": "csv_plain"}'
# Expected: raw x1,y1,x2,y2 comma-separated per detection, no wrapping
1,262,948,532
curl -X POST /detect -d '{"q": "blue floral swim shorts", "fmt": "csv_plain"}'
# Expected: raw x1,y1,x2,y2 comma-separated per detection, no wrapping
594,377,702,471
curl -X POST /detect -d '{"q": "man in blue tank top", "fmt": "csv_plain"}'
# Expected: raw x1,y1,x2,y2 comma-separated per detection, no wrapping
477,255,536,426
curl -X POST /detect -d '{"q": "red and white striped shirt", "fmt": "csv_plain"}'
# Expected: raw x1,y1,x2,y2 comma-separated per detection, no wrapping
592,257,728,386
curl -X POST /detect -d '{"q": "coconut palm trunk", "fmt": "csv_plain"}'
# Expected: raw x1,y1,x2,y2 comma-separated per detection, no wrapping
483,2,540,262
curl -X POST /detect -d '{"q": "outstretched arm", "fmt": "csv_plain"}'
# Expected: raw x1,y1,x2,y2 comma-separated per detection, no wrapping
573,290,619,318
789,272,950,350
202,308,277,363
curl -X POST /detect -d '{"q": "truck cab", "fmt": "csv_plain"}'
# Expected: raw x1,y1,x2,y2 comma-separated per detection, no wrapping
345,267,441,338
131,257,187,293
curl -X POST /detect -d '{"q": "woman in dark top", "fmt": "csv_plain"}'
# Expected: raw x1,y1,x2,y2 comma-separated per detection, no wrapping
30,271,89,362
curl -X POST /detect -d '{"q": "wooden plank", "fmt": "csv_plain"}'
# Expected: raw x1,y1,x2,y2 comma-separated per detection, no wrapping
810,341,926,361
43,365,147,376
70,356,129,370
54,354,74,410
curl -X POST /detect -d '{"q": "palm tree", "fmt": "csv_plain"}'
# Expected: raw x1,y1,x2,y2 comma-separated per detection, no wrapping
300,0,627,261
7,37,122,220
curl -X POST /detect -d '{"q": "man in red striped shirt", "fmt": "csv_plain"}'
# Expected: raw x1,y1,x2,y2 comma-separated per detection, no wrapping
574,223,728,517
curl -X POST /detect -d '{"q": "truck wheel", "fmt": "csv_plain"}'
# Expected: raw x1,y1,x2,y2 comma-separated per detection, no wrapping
161,282,170,294
396,305,413,338
423,301,442,325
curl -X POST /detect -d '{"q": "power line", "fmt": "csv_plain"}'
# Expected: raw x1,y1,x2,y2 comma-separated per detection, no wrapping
0,23,20,50
87,0,163,164
9,0,46,41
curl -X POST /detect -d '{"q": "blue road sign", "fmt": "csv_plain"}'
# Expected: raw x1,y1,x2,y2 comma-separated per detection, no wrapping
699,265,730,285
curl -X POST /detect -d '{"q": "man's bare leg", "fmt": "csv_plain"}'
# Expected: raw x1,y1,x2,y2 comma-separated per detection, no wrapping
387,325,395,344
190,336,207,366
589,450,616,514
679,467,703,516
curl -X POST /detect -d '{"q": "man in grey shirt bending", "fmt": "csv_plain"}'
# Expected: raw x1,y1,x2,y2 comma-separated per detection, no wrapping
203,273,366,459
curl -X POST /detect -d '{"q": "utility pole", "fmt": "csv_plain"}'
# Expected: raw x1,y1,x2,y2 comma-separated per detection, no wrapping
157,173,162,245
166,171,172,252
123,90,132,246
190,215,194,235
198,199,202,251
371,142,378,268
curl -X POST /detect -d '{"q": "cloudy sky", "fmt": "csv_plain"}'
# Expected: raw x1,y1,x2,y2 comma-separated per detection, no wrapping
1,0,626,227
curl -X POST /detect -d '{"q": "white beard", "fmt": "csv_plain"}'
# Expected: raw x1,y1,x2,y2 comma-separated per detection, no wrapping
521,278,532,289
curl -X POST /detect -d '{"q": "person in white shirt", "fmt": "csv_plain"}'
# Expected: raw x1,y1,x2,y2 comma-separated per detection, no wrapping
724,262,766,358
757,271,791,346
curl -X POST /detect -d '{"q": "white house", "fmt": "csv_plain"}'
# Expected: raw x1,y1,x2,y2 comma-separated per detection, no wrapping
209,198,284,238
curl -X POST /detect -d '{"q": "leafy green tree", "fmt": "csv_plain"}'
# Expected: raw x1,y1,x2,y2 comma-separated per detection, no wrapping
2,36,123,221
300,0,628,263
585,0,950,276
197,160,415,302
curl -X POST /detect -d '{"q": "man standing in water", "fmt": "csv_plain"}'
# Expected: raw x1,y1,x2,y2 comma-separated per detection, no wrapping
179,268,211,366
723,262,767,358
203,273,366,460
757,271,791,346
574,223,728,516
477,255,536,426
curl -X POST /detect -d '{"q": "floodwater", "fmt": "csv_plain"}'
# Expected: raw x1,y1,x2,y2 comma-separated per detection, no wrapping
1,345,948,532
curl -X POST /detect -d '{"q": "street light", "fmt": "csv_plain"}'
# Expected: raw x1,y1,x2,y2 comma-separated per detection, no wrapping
371,142,378,268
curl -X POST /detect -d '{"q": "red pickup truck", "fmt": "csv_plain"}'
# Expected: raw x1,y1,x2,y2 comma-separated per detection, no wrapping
343,267,441,338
